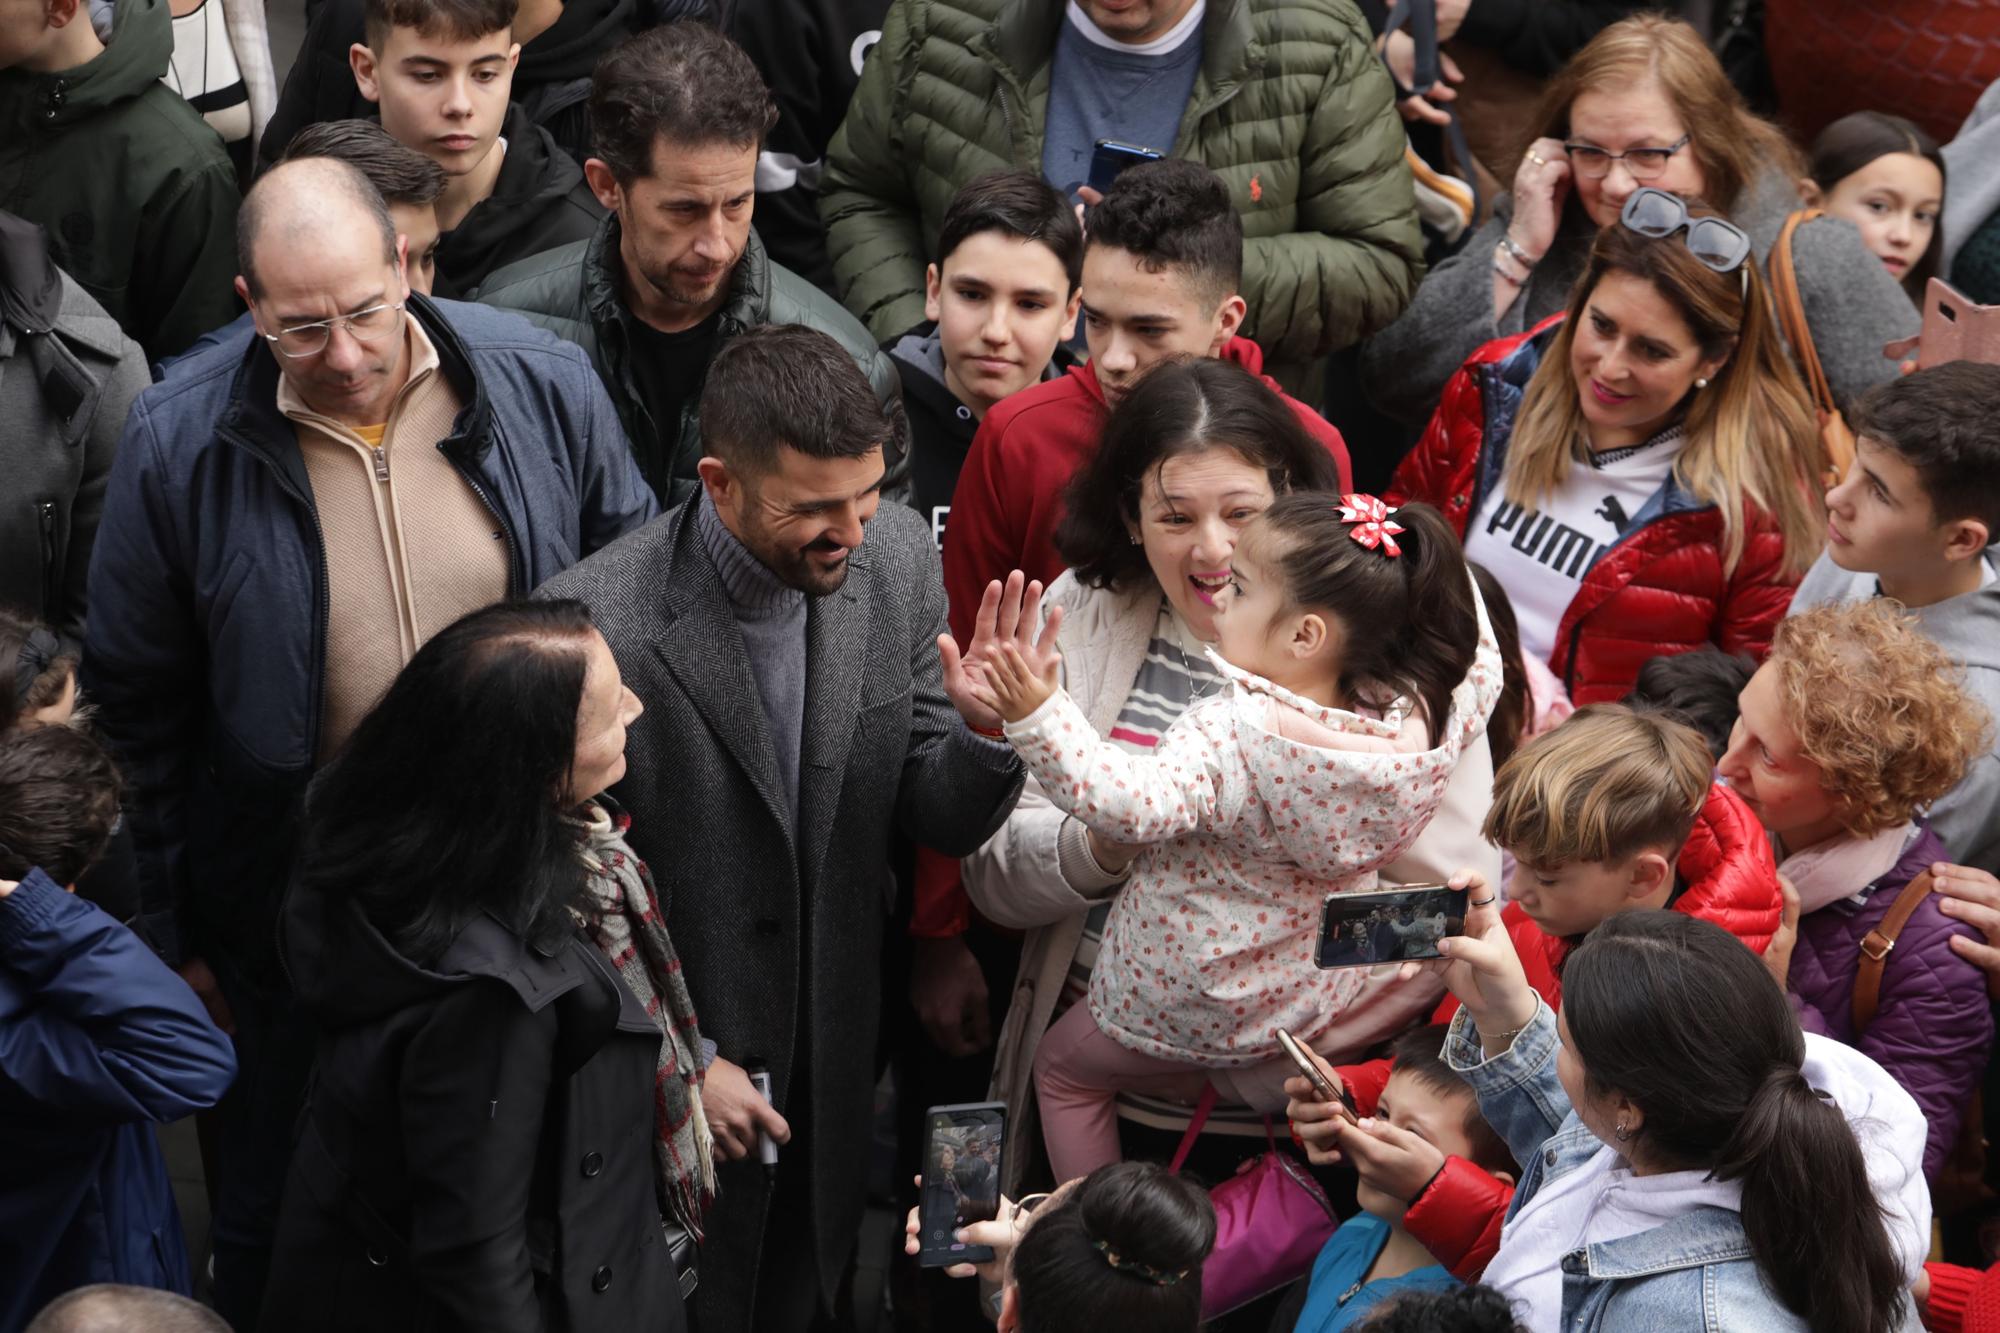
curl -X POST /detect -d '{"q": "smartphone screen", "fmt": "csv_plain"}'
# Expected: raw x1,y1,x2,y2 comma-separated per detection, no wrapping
917,1102,1007,1267
1316,885,1465,969
1087,140,1165,196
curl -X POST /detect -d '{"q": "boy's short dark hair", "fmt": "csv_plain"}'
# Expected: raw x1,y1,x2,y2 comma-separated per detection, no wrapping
281,120,449,207
589,23,778,185
1627,647,1755,763
1354,1284,1530,1333
700,324,895,478
0,725,122,886
1848,362,2000,536
364,0,516,49
1085,158,1243,306
937,170,1083,292
1387,1024,1514,1176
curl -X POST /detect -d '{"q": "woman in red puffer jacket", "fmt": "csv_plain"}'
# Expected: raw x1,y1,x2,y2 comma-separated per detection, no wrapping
1389,194,1826,704
1298,706,1785,1280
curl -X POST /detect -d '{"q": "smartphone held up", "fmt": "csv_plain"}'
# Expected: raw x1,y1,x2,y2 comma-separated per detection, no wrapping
1316,883,1465,969
916,1102,1007,1268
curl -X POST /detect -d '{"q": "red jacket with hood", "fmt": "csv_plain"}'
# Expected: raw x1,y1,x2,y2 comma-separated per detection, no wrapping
913,338,1351,936
1331,782,1782,1280
1387,319,1800,705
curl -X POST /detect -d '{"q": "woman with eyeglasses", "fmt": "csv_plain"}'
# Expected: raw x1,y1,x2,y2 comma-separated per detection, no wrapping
1386,190,1824,706
1360,13,1919,430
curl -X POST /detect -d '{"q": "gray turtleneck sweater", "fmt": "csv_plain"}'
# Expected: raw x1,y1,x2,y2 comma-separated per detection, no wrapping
697,494,808,827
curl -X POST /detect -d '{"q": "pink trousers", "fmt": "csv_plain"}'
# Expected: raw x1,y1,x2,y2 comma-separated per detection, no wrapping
1032,1001,1303,1182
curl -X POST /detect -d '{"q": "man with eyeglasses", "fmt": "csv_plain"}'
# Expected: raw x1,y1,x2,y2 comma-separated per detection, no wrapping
81,154,657,1328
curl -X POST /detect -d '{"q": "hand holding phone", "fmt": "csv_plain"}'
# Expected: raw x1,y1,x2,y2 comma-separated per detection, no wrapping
1275,1028,1356,1124
916,1102,1007,1268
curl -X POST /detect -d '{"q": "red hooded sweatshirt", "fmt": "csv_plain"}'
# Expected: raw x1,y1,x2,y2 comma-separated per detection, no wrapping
911,338,1351,936
1332,782,1782,1280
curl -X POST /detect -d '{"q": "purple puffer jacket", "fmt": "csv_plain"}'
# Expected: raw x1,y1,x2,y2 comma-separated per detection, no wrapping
1788,824,1994,1181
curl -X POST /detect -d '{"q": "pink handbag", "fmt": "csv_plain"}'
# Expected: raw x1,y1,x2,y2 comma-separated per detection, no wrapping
1170,1085,1340,1318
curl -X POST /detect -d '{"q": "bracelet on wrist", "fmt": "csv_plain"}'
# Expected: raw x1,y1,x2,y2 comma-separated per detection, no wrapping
1497,230,1540,271
1491,254,1528,287
970,722,1005,740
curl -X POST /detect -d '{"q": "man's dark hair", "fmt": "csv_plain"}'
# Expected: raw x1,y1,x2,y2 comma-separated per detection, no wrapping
700,324,893,477
1626,646,1756,763
1848,361,2000,536
238,157,398,300
27,1286,233,1333
0,724,122,886
364,0,517,49
1386,1024,1514,1177
589,23,778,184
938,170,1083,292
281,119,448,207
1085,158,1243,305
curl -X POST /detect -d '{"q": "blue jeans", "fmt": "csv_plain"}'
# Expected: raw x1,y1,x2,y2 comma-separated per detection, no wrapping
206,958,316,1331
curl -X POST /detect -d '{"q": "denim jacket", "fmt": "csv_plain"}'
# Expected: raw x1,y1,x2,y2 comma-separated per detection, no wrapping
1443,1004,1808,1332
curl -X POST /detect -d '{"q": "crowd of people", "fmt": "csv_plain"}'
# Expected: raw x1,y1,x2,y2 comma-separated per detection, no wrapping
8,0,2000,1330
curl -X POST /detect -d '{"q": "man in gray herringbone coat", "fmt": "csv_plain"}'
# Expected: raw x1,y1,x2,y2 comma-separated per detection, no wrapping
536,324,1024,1333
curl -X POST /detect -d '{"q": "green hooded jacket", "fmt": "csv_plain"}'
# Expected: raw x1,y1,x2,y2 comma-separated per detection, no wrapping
818,0,1424,394
0,0,241,361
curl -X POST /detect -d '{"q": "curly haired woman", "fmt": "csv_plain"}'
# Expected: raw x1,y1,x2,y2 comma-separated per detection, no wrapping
1719,599,1994,1180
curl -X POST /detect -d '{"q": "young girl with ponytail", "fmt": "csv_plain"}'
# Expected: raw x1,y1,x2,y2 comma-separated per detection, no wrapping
1431,891,1921,1332
962,493,1500,1179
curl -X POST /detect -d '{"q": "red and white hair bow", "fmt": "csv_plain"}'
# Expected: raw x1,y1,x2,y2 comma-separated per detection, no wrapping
1337,493,1404,557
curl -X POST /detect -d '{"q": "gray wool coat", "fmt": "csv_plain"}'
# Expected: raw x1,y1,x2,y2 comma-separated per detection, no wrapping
1359,165,1920,428
533,496,1023,1332
2,265,147,642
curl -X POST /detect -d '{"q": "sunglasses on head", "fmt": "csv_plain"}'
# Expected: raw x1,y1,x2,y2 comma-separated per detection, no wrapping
1618,188,1753,275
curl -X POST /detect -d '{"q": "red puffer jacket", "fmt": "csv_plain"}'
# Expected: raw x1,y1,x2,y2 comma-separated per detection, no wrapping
1329,782,1782,1279
1387,319,1801,704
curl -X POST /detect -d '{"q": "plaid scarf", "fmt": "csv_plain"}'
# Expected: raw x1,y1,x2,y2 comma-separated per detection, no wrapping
574,803,716,1237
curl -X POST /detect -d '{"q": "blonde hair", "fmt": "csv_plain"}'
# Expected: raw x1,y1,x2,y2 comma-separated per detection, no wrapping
1769,602,1992,837
1523,13,1802,209
1504,215,1826,576
1484,704,1713,867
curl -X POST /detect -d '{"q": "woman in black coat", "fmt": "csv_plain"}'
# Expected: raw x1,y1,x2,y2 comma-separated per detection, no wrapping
262,600,707,1333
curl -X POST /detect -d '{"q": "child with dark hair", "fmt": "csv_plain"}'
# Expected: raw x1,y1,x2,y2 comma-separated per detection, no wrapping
892,170,1084,549
1792,361,2000,874
962,495,1499,1179
1626,645,1756,763
1351,1284,1528,1333
0,726,236,1329
1803,111,1947,298
1294,1025,1516,1333
1,609,83,735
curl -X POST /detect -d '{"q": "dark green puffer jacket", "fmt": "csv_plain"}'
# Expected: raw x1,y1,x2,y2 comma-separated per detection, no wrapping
0,0,240,361
819,0,1424,394
477,215,900,507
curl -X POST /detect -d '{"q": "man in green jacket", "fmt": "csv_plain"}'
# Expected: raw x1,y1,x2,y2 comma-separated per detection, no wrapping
0,0,241,361
479,22,898,507
818,0,1425,396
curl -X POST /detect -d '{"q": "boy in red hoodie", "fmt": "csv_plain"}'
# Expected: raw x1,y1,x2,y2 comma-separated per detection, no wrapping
1288,704,1785,1280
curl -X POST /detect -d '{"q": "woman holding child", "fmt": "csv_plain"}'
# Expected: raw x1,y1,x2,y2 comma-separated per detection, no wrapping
960,358,1500,1193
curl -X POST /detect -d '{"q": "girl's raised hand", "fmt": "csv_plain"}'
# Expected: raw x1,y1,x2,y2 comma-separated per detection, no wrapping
983,642,1060,724
1400,870,1537,1051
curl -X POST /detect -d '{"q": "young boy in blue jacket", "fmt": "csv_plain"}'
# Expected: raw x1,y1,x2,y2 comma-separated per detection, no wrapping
1294,1026,1517,1333
0,724,236,1331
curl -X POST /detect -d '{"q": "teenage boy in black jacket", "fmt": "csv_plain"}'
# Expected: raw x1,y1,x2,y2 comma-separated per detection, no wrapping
344,0,604,297
887,170,1081,553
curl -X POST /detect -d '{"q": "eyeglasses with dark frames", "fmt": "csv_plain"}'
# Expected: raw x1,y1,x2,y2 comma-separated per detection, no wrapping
1562,133,1692,181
